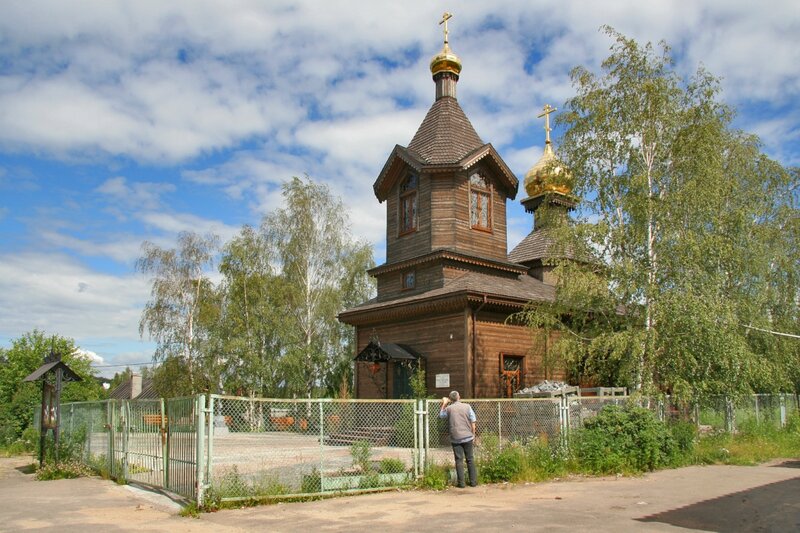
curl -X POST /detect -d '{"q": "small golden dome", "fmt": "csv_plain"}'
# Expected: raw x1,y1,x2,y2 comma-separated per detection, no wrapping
524,141,572,197
430,42,462,76
430,12,461,76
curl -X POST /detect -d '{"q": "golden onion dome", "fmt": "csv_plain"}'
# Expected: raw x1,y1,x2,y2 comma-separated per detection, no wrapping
524,104,572,197
523,141,572,197
430,42,462,76
430,12,462,76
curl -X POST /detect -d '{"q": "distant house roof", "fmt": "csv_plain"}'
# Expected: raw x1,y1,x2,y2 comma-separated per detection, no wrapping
108,376,158,400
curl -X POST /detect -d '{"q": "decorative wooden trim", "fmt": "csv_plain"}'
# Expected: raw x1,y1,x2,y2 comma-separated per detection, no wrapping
369,249,527,276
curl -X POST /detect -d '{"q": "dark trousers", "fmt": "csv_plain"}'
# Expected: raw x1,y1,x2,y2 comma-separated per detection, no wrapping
451,439,477,487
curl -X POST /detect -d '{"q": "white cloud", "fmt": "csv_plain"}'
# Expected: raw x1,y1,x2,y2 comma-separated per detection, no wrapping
96,176,175,210
73,348,104,365
0,252,148,340
139,211,239,242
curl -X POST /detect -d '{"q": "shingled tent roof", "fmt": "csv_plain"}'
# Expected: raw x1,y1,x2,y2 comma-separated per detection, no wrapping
407,96,484,164
509,229,557,264
372,96,518,201
508,228,582,265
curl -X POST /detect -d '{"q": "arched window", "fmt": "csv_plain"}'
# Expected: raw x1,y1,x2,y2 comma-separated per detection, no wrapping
469,173,492,230
399,173,418,235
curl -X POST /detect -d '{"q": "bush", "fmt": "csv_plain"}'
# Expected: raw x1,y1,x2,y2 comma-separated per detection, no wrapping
378,457,406,474
418,462,449,490
574,404,679,474
478,434,524,483
669,420,697,454
350,440,372,472
523,437,569,480
301,469,322,493
35,460,93,480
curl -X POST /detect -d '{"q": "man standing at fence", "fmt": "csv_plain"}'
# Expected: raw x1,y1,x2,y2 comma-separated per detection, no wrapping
439,390,477,488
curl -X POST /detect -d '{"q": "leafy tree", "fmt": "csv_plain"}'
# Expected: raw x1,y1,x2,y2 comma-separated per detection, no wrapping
137,231,220,395
259,176,375,397
520,28,799,400
214,225,288,397
137,179,375,398
0,330,104,446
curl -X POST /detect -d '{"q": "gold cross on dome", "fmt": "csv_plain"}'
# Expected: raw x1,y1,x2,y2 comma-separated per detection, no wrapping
537,104,557,143
439,12,453,45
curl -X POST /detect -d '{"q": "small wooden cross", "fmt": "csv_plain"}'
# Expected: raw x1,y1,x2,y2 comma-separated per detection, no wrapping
439,12,453,44
537,104,557,143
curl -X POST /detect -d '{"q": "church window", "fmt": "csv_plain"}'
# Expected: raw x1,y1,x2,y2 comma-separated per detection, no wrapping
469,173,492,231
401,269,416,290
399,173,418,235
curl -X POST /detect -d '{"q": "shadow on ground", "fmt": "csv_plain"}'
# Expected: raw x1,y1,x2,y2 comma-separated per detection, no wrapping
637,477,800,532
15,464,35,475
772,459,800,469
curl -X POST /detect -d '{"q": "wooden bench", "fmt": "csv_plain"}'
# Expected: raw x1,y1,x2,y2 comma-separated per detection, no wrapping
142,414,167,426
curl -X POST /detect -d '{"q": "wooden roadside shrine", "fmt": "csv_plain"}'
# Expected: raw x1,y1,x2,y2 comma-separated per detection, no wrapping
23,343,82,467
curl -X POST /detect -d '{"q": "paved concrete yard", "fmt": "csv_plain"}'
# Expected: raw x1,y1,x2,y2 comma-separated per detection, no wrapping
1,455,798,532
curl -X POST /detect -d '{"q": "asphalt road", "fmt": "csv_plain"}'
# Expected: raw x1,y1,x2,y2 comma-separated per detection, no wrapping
1,455,798,532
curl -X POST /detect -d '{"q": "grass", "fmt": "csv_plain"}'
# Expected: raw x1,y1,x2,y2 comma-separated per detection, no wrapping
691,417,800,466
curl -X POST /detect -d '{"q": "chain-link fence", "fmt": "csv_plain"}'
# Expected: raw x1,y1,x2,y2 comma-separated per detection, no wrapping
50,392,799,504
55,396,200,500
206,396,419,502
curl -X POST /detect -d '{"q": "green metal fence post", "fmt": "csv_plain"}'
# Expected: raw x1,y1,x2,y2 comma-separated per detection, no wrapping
160,398,168,489
413,399,420,478
318,400,325,492
107,400,115,478
122,401,130,482
196,394,206,507
497,403,502,444
206,395,214,489
780,394,787,427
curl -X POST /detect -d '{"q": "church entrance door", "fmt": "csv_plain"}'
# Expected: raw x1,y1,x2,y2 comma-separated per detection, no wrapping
392,363,413,399
500,354,525,398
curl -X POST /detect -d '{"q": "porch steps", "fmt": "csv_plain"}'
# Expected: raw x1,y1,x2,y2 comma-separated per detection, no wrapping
324,426,394,447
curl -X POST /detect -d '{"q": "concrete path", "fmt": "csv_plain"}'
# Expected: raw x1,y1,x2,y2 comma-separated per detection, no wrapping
1,454,798,532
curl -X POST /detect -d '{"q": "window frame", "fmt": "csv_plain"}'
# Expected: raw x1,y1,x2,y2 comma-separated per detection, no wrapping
499,353,525,398
469,172,493,233
401,269,416,290
398,173,419,237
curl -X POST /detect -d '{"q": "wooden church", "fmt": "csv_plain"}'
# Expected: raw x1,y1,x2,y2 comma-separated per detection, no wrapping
338,15,575,399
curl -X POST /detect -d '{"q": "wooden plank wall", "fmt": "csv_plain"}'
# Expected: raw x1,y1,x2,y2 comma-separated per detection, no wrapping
384,166,510,268
430,167,509,261
386,172,432,264
376,262,446,302
473,319,566,397
355,313,467,399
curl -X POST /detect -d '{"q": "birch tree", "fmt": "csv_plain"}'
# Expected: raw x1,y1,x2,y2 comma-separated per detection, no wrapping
137,231,219,394
261,176,374,397
521,28,799,399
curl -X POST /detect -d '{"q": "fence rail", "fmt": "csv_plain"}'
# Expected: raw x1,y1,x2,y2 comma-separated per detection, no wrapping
50,392,799,504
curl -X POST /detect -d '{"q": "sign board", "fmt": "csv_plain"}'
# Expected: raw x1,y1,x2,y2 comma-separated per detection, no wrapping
435,373,450,388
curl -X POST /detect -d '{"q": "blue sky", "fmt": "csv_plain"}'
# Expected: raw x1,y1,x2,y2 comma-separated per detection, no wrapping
1,1,798,376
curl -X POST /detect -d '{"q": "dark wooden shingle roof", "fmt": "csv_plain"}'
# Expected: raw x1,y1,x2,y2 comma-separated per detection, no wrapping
407,96,484,164
340,269,554,325
508,228,581,265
